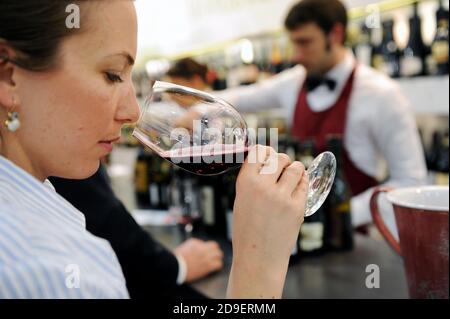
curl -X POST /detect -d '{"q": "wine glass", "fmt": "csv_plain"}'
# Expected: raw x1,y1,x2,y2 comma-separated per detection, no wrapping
132,81,336,217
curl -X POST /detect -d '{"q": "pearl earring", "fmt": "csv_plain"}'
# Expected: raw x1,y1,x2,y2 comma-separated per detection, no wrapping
5,111,20,132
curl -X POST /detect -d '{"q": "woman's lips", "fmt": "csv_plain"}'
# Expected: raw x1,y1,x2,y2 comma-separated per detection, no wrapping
99,141,114,152
99,137,120,152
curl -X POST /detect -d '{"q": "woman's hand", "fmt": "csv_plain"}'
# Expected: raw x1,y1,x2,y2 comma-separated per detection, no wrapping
227,145,308,299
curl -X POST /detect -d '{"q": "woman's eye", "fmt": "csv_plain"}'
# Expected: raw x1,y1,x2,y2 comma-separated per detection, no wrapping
105,72,124,83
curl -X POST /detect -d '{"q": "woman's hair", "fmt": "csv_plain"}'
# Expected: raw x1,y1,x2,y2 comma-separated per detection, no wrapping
0,0,90,71
167,58,209,83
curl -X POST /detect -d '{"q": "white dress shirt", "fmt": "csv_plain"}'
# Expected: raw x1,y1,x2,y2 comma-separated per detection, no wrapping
0,156,129,298
218,51,428,237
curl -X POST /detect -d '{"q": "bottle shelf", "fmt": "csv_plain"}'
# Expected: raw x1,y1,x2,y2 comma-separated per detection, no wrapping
135,0,437,66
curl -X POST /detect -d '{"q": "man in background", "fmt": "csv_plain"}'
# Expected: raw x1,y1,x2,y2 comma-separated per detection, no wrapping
217,0,427,236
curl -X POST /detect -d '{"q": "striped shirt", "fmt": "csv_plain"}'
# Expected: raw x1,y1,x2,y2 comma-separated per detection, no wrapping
0,156,129,298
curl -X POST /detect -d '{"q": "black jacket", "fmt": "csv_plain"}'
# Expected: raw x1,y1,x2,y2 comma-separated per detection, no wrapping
49,165,205,299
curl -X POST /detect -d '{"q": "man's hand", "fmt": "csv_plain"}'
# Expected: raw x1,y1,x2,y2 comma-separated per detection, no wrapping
173,109,202,131
174,238,224,283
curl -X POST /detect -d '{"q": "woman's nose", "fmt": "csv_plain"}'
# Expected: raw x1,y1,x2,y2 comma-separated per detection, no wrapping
116,85,141,124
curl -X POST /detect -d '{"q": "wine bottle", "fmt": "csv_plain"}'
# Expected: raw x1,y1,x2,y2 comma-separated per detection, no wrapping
212,66,228,91
371,43,384,71
198,175,227,238
158,159,172,210
354,23,373,66
285,136,299,162
431,0,449,75
297,139,326,257
134,147,150,208
222,170,238,242
168,167,184,218
147,155,171,210
371,23,384,70
378,20,401,78
181,174,202,234
401,3,427,77
324,135,354,252
298,139,315,168
148,155,161,210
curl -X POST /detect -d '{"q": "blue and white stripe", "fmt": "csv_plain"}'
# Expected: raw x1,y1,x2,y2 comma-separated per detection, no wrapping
0,156,129,299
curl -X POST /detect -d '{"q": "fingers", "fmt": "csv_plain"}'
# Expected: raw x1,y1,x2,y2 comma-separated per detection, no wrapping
241,145,272,175
277,161,306,195
212,259,224,271
184,238,203,245
206,241,224,257
292,170,309,204
260,152,292,183
206,240,220,249
205,241,224,271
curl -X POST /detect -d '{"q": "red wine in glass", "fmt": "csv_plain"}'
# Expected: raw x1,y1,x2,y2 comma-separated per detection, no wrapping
160,145,250,175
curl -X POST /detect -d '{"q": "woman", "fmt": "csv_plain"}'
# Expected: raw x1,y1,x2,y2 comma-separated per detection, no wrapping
0,0,308,299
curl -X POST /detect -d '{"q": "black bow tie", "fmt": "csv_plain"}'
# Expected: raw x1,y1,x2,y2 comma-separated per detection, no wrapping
305,75,337,92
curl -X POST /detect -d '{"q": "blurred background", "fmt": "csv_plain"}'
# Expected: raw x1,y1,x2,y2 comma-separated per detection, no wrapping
111,0,448,211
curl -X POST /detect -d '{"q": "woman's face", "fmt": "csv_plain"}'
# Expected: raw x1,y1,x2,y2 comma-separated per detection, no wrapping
9,0,140,180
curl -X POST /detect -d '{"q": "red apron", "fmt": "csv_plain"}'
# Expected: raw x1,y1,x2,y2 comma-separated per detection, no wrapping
291,66,378,196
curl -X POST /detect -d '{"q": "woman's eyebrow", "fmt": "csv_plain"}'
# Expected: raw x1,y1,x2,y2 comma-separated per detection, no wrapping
105,52,135,66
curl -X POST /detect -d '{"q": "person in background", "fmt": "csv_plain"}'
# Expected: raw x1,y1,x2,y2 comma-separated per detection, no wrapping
166,58,211,91
50,164,223,299
0,0,308,298
218,0,427,236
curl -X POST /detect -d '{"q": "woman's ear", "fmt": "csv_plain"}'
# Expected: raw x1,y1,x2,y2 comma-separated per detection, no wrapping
0,48,17,111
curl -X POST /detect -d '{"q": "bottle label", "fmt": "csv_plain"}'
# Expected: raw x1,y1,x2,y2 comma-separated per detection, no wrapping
401,56,423,76
435,173,449,186
299,222,324,252
149,184,160,207
372,54,384,70
200,186,215,226
170,182,181,206
135,162,148,192
334,202,351,214
432,41,449,64
356,45,372,66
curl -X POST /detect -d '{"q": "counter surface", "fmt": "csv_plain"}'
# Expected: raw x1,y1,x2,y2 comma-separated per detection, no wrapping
143,225,409,299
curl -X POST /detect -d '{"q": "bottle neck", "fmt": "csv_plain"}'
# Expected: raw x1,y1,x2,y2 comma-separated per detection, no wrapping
409,18,423,39
383,27,394,42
